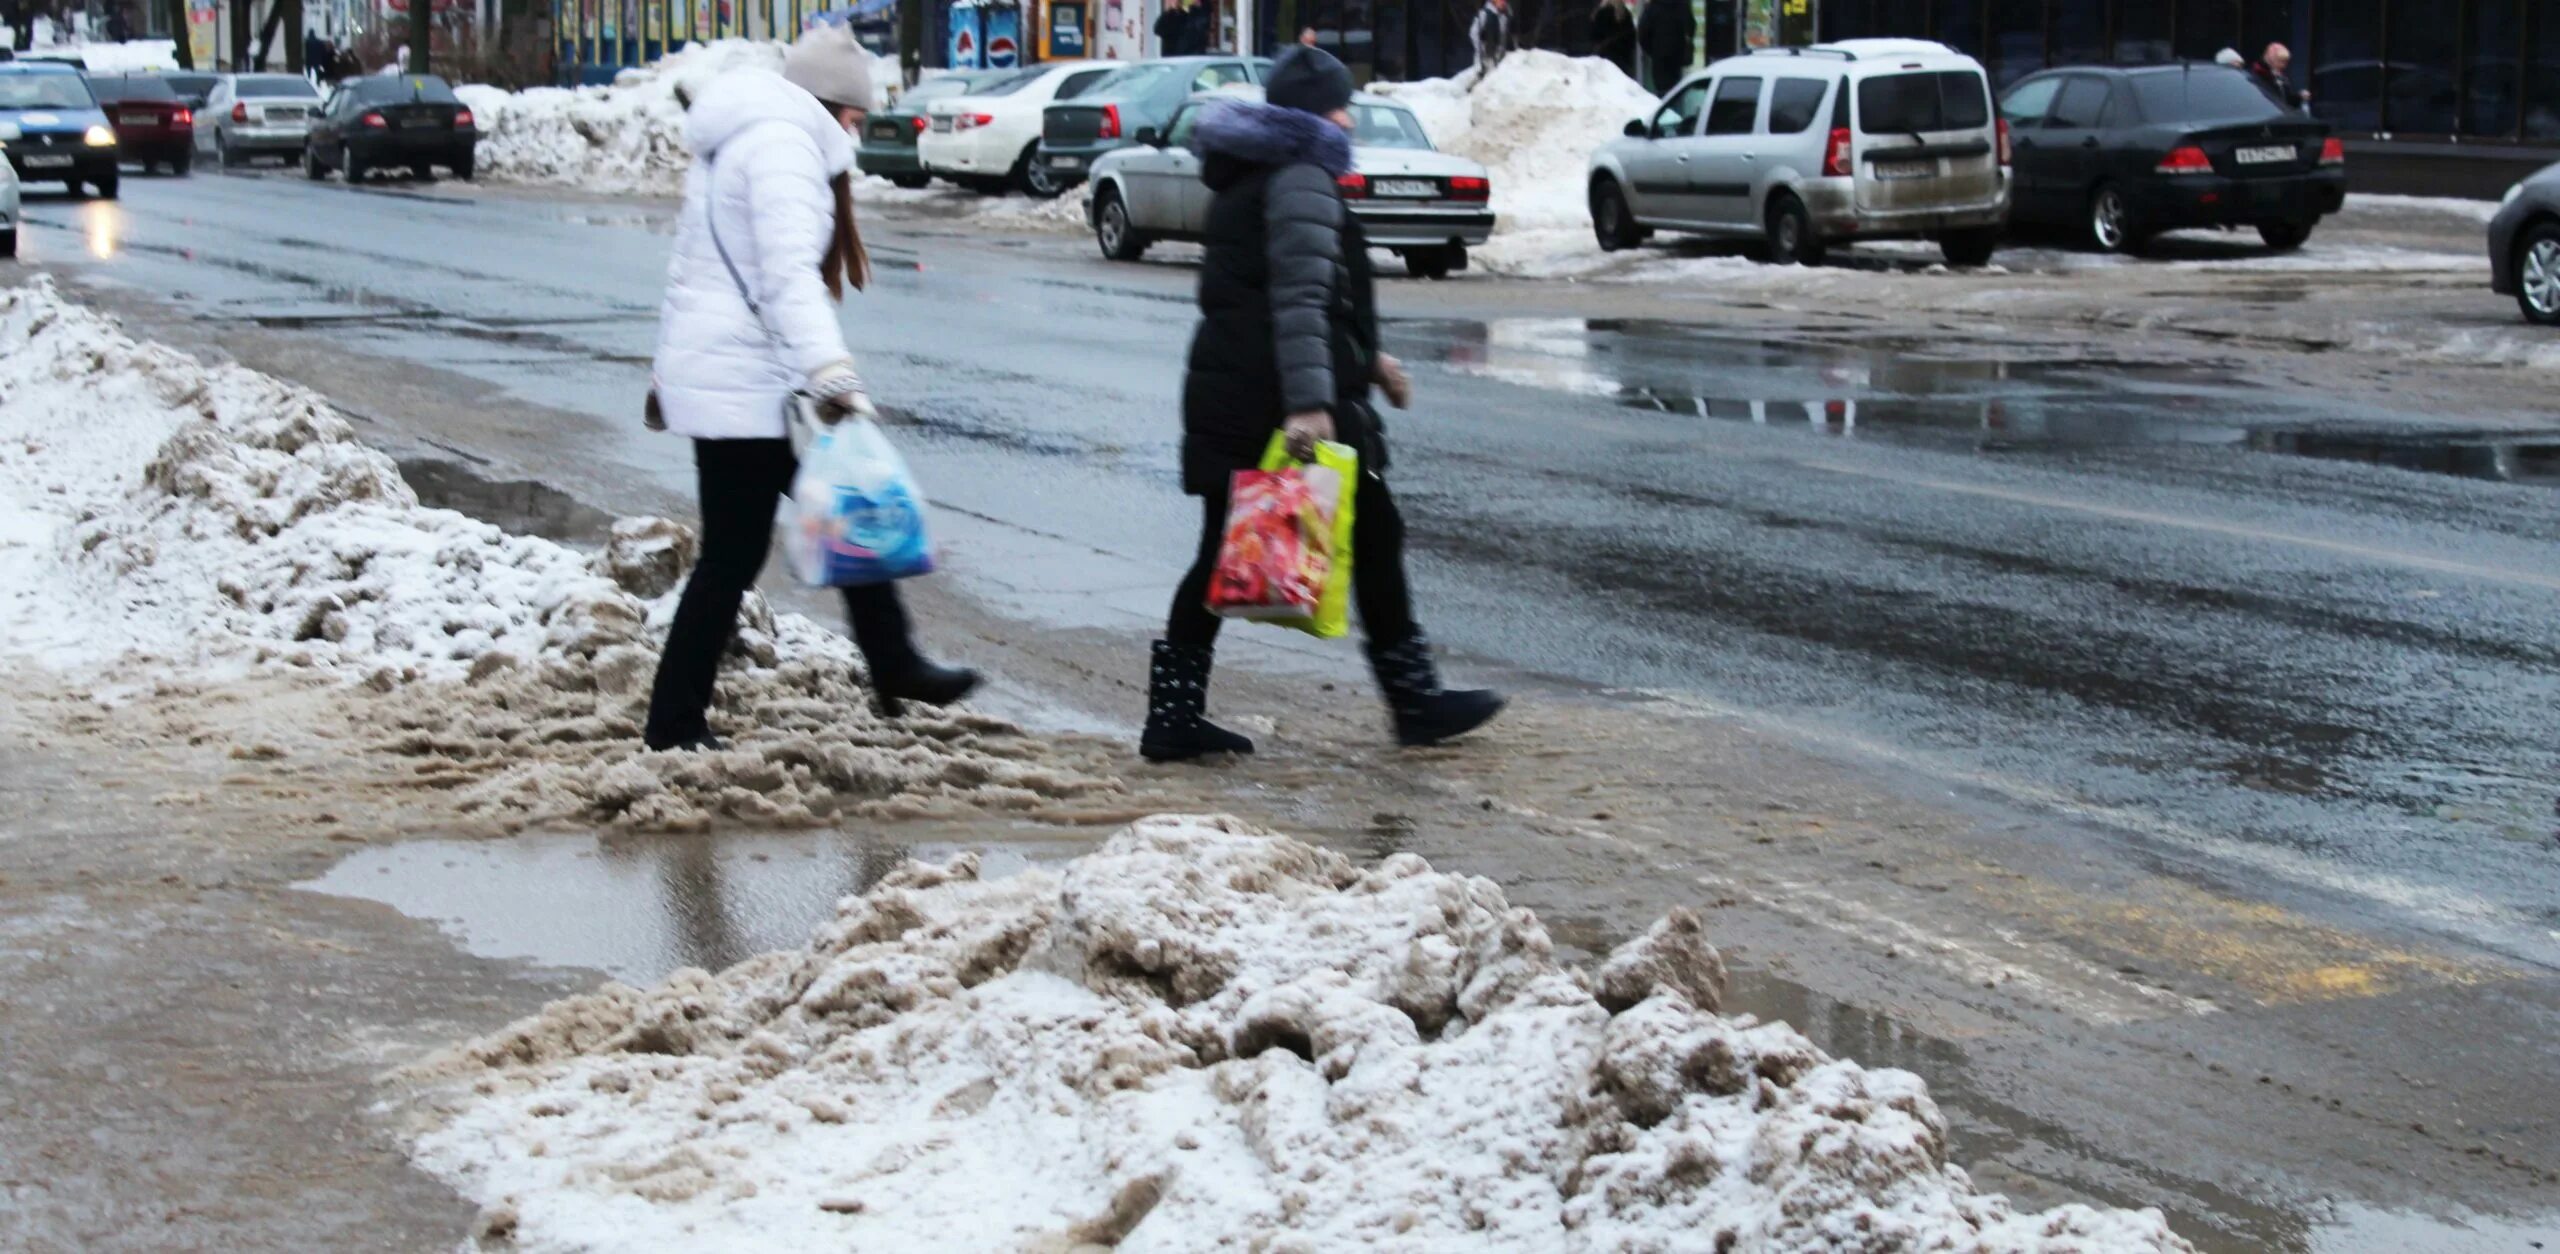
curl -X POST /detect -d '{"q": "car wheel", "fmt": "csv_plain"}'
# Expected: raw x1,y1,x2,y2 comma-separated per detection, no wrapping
1405,247,1454,280
889,172,931,189
2087,182,2143,254
2518,223,2560,327
172,151,192,177
303,143,325,179
0,228,16,260
1591,178,1640,252
2257,218,2314,252
217,134,233,169
92,172,119,200
1094,187,1149,261
1017,144,1065,199
343,147,366,185
1764,192,1823,265
1939,227,1999,268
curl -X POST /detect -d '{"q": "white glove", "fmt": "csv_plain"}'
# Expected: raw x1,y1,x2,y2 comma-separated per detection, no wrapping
807,360,876,424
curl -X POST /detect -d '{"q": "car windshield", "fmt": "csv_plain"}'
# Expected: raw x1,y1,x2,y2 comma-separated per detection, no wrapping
88,75,178,102
971,67,1055,97
1090,62,1180,98
236,74,318,98
0,74,98,110
355,75,459,104
1349,103,1431,150
1857,70,1990,134
2130,67,2286,123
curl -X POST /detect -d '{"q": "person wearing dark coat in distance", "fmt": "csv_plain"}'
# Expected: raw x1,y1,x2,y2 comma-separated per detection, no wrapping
1634,0,1693,95
1141,45,1504,763
1590,0,1636,79
1154,0,1200,56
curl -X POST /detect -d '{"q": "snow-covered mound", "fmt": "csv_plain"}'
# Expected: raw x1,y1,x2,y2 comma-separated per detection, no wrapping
413,815,2193,1252
1371,50,1657,236
0,277,1119,828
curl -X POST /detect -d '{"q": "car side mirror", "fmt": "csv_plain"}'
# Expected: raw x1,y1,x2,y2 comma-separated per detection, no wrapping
1624,118,1647,139
1134,126,1162,147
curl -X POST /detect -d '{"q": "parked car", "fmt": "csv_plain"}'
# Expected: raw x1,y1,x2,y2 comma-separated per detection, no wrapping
1090,90,1495,278
858,70,1009,188
304,73,477,184
917,60,1121,197
157,72,220,111
0,62,119,198
1040,56,1274,191
2489,161,2560,327
1589,40,2008,267
87,73,193,174
0,156,18,258
201,72,323,168
1999,63,2344,254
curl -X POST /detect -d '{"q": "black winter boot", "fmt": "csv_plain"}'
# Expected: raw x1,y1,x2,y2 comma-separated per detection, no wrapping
1141,640,1255,762
869,659,980,718
1367,633,1504,747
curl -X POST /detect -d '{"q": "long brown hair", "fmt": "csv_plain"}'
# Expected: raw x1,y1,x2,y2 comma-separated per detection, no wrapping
822,171,872,299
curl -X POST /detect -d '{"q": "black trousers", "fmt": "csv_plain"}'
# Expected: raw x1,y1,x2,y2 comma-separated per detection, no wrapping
643,437,919,747
1166,463,1416,651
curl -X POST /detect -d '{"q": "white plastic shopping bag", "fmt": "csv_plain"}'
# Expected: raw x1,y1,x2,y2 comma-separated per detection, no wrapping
782,402,936,587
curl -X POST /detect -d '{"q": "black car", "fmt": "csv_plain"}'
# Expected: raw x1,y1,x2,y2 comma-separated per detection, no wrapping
859,70,1006,189
304,74,477,184
1999,63,2344,254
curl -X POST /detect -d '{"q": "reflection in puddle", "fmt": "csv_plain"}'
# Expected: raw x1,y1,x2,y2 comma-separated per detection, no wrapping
84,202,123,259
300,826,1092,983
1410,317,2560,489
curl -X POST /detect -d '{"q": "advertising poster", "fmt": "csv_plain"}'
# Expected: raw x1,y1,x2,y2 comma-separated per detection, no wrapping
646,0,665,40
1047,0,1086,58
187,1,218,67
983,4,1020,68
948,2,981,67
1743,0,1769,49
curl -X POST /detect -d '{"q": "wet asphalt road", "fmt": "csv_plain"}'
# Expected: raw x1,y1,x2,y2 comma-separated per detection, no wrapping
24,170,2556,973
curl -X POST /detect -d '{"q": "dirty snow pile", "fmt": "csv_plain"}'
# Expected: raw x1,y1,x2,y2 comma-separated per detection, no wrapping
1372,51,1657,274
411,815,2192,1252
0,277,1119,829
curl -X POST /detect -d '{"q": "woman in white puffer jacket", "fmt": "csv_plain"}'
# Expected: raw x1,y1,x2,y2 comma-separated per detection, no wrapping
643,25,978,752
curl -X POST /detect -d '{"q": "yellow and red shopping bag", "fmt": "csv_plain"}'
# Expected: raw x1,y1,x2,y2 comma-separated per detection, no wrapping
1204,432,1359,638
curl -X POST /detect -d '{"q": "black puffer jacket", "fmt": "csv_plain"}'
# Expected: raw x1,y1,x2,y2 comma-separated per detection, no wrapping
1180,100,1380,496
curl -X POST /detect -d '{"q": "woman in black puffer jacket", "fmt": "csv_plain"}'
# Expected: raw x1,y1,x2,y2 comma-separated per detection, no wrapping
1141,46,1504,763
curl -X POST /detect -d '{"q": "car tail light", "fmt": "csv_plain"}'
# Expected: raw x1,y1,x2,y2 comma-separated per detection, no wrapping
231,101,248,122
1447,175,1488,201
2318,136,2345,165
911,115,928,133
956,112,995,130
2156,144,2212,174
454,108,474,128
1822,127,1851,177
1099,103,1121,140
174,108,192,126
1996,117,2010,167
362,111,388,129
1336,171,1368,198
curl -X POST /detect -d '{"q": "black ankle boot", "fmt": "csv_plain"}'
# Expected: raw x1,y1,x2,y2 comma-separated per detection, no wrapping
1141,640,1254,763
1367,633,1504,747
870,659,980,717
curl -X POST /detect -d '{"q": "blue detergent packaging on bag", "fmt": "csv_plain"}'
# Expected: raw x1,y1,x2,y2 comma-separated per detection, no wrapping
783,415,937,587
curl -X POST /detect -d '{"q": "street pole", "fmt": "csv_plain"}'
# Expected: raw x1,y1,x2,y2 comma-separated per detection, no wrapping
408,0,428,74
282,0,300,71
162,0,191,65
899,0,921,87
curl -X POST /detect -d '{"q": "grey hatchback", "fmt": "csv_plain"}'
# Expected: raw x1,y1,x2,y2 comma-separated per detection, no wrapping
2489,161,2560,327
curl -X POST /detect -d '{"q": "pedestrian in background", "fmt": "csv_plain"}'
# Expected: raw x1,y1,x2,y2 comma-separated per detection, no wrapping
1297,25,1318,48
1591,0,1636,80
2252,42,2309,110
642,24,978,752
104,6,130,43
1469,0,1511,74
1635,0,1692,95
1154,0,1197,57
305,29,335,81
1143,45,1503,763
2213,47,2244,69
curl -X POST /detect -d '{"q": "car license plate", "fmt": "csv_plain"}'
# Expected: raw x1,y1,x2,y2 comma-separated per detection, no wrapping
1048,154,1082,169
1873,159,1934,180
23,153,72,168
402,116,438,129
2235,144,2293,165
121,111,157,126
1373,178,1436,198
931,116,953,132
869,123,900,140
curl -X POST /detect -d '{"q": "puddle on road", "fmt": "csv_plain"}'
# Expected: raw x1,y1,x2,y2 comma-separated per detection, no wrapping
300,823,1095,985
1406,317,2560,490
397,457,618,546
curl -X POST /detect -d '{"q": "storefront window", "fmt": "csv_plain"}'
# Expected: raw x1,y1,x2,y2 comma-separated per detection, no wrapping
2172,0,2236,61
1374,0,1409,79
2312,0,2382,130
2050,0,2102,68
2458,0,2521,138
2115,0,2169,62
1870,0,1928,39
2385,0,2459,133
1929,0,1978,52
2239,0,2291,61
1988,0,2041,84
2526,0,2560,139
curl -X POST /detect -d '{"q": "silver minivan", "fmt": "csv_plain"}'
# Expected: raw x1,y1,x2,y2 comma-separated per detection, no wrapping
1587,38,2009,266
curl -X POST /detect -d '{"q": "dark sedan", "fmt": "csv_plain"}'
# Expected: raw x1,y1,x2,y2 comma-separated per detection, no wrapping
305,74,477,183
2489,161,2560,327
88,74,194,174
2000,63,2344,254
859,70,1005,188
1038,56,1271,188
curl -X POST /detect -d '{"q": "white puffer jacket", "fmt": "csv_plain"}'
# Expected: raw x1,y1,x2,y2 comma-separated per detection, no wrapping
651,68,857,441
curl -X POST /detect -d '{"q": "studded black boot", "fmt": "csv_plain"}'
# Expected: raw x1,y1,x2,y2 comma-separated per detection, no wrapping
1367,632,1504,747
1140,640,1255,762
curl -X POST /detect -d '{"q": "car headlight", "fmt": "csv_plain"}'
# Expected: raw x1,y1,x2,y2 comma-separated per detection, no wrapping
2504,181,2526,207
83,124,115,147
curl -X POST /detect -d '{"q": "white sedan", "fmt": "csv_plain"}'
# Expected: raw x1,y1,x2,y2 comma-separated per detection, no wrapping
1087,92,1496,278
917,60,1120,198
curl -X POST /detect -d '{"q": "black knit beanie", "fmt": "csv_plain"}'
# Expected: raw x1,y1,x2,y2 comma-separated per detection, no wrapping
1265,45,1355,116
